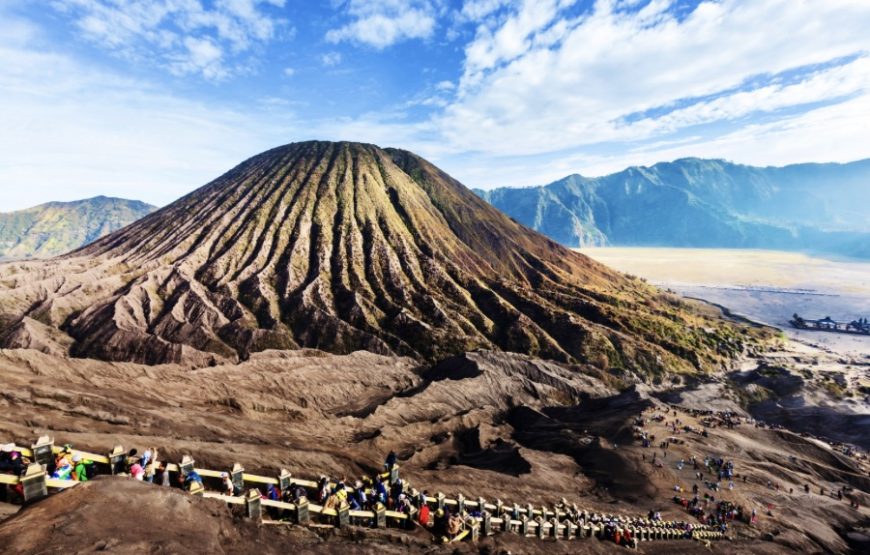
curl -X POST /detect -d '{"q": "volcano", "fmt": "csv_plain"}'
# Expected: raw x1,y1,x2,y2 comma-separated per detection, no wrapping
0,141,753,369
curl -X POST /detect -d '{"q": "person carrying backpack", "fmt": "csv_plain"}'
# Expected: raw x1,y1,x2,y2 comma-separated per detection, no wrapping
0,445,24,476
182,469,203,491
353,481,367,509
286,482,307,503
433,509,449,542
265,484,280,501
0,448,24,478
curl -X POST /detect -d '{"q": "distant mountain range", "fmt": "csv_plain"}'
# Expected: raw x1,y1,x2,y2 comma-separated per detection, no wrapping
0,196,156,259
475,158,870,259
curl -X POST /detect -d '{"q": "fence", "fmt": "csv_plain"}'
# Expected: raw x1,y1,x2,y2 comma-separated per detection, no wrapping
1,435,726,545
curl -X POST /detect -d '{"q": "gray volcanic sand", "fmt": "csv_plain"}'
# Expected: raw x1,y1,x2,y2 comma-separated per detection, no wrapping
580,247,870,357
0,348,868,553
580,248,869,449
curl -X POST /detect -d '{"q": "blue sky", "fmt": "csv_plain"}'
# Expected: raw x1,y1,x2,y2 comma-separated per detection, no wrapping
1,0,869,210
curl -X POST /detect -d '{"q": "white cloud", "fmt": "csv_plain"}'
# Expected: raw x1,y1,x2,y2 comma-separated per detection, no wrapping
623,94,870,174
0,8,444,211
461,0,570,84
3,0,870,211
171,36,226,79
526,92,870,184
283,66,295,77
326,0,439,49
441,0,870,157
621,57,870,138
50,0,288,80
321,51,342,66
459,0,513,22
0,13,298,210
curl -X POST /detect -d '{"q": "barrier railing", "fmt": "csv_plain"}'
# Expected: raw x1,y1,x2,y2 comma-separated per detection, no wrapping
1,436,726,546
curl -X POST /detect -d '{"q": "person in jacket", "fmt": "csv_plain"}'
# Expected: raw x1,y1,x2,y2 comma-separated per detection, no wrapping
141,449,158,483
384,451,397,472
374,475,388,506
432,508,449,541
72,455,93,482
52,446,74,480
182,469,203,491
418,502,431,527
55,445,74,469
0,445,24,475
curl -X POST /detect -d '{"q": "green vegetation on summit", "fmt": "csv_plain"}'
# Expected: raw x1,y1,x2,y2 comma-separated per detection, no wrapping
0,196,155,260
476,158,870,258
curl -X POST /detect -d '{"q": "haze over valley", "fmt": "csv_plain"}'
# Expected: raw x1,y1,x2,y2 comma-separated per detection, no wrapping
478,158,870,260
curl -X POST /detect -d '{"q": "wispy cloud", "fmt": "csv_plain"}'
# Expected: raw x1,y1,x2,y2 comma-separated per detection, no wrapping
0,9,298,210
2,0,869,209
50,0,289,80
458,0,514,23
326,0,440,49
321,51,342,66
440,0,870,159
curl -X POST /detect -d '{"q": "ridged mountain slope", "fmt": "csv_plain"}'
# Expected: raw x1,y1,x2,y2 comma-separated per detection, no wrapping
0,142,758,372
0,196,156,259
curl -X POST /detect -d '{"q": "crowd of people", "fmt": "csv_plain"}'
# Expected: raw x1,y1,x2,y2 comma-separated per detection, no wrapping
673,495,741,532
0,442,474,541
5,430,824,546
253,451,472,542
641,404,867,530
1,439,729,546
2,393,864,548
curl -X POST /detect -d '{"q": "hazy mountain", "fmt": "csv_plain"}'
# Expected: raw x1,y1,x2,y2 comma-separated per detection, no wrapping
0,141,760,374
0,196,156,260
476,158,870,258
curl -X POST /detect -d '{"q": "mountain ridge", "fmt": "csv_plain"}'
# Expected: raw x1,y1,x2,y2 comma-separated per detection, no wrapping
0,141,763,374
0,196,156,260
475,157,870,257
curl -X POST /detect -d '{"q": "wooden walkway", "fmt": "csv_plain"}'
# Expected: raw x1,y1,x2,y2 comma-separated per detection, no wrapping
1,435,726,546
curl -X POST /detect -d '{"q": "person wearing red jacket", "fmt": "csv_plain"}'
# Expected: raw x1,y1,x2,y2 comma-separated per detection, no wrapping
418,503,431,527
